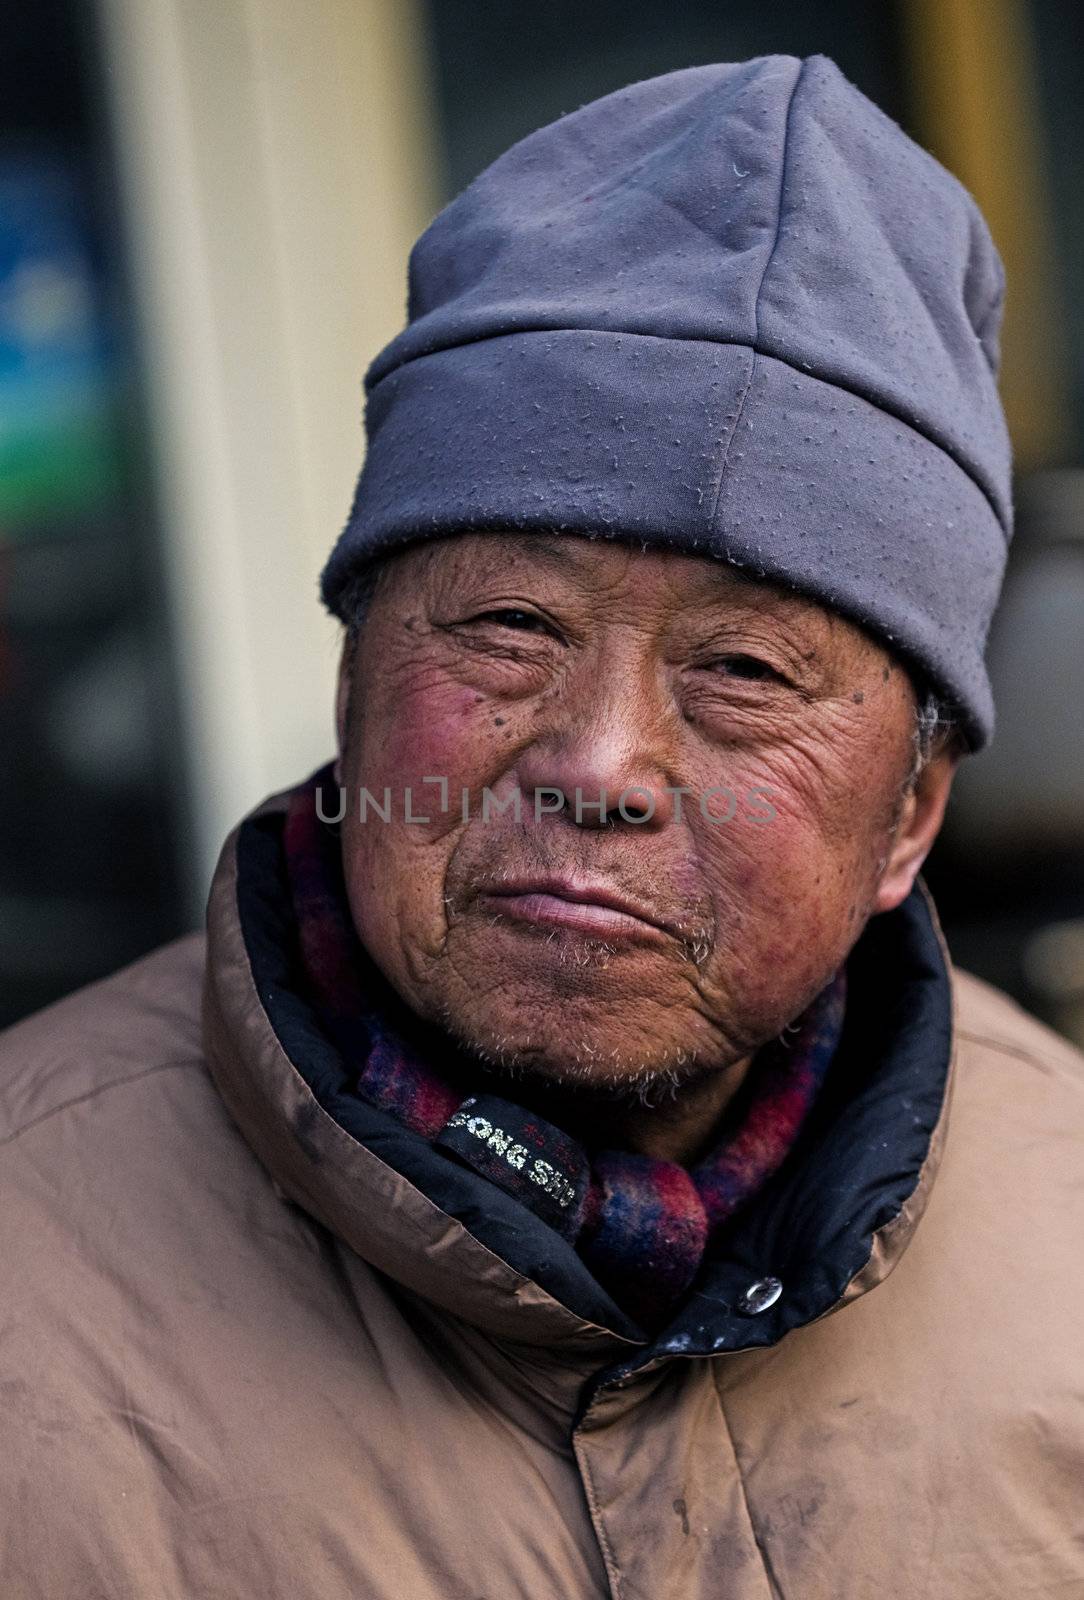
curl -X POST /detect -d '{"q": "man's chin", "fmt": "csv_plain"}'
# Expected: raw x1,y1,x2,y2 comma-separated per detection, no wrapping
444,915,698,1002
423,923,747,1099
432,992,723,1103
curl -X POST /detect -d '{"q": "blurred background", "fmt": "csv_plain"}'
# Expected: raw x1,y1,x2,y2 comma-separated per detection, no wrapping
1,0,1082,1041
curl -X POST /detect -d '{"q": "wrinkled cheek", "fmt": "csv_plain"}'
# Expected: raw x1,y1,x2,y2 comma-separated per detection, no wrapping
696,807,853,1022
367,682,489,790
342,809,451,991
347,681,502,845
342,682,503,980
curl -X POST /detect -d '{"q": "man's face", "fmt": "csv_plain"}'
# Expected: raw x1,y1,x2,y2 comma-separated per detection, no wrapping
336,533,952,1094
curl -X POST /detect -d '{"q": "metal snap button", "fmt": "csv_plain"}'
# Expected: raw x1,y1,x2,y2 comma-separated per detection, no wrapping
736,1276,783,1315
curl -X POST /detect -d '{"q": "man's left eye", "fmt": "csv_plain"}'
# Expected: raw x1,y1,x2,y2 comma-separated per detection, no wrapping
707,654,786,683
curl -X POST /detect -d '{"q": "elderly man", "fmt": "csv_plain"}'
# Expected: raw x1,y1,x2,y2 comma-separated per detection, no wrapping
2,53,1082,1600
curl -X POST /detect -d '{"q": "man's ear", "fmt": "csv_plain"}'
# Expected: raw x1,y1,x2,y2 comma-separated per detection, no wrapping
333,637,355,786
871,749,960,915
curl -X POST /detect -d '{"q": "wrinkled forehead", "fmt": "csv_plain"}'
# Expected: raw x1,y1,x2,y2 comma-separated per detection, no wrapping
363,528,852,632
346,532,908,694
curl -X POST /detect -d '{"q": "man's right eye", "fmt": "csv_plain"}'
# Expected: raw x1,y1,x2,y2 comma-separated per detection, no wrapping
471,609,549,632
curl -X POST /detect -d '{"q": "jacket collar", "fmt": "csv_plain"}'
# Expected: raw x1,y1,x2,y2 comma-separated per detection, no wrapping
202,784,958,1366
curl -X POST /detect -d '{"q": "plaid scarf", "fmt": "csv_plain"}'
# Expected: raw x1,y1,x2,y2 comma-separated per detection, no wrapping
284,769,846,1329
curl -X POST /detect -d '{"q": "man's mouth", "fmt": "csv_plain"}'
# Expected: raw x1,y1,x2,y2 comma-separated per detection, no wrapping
477,876,673,943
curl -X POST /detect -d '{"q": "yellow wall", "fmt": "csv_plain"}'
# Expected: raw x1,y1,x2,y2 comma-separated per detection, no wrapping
901,0,1071,468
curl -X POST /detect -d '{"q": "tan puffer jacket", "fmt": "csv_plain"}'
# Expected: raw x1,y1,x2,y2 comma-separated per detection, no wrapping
1,787,1082,1599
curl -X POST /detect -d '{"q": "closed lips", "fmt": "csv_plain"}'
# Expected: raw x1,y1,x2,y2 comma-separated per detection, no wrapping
478,880,672,940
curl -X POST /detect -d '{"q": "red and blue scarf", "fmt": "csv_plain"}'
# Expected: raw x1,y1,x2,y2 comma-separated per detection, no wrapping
284,772,845,1329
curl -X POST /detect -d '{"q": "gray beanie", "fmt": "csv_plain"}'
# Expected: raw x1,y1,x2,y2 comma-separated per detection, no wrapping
321,53,1013,748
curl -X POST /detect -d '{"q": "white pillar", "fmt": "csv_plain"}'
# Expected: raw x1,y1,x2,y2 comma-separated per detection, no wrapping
97,0,439,906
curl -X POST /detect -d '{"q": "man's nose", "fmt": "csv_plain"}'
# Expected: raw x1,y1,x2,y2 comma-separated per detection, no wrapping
513,680,678,831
